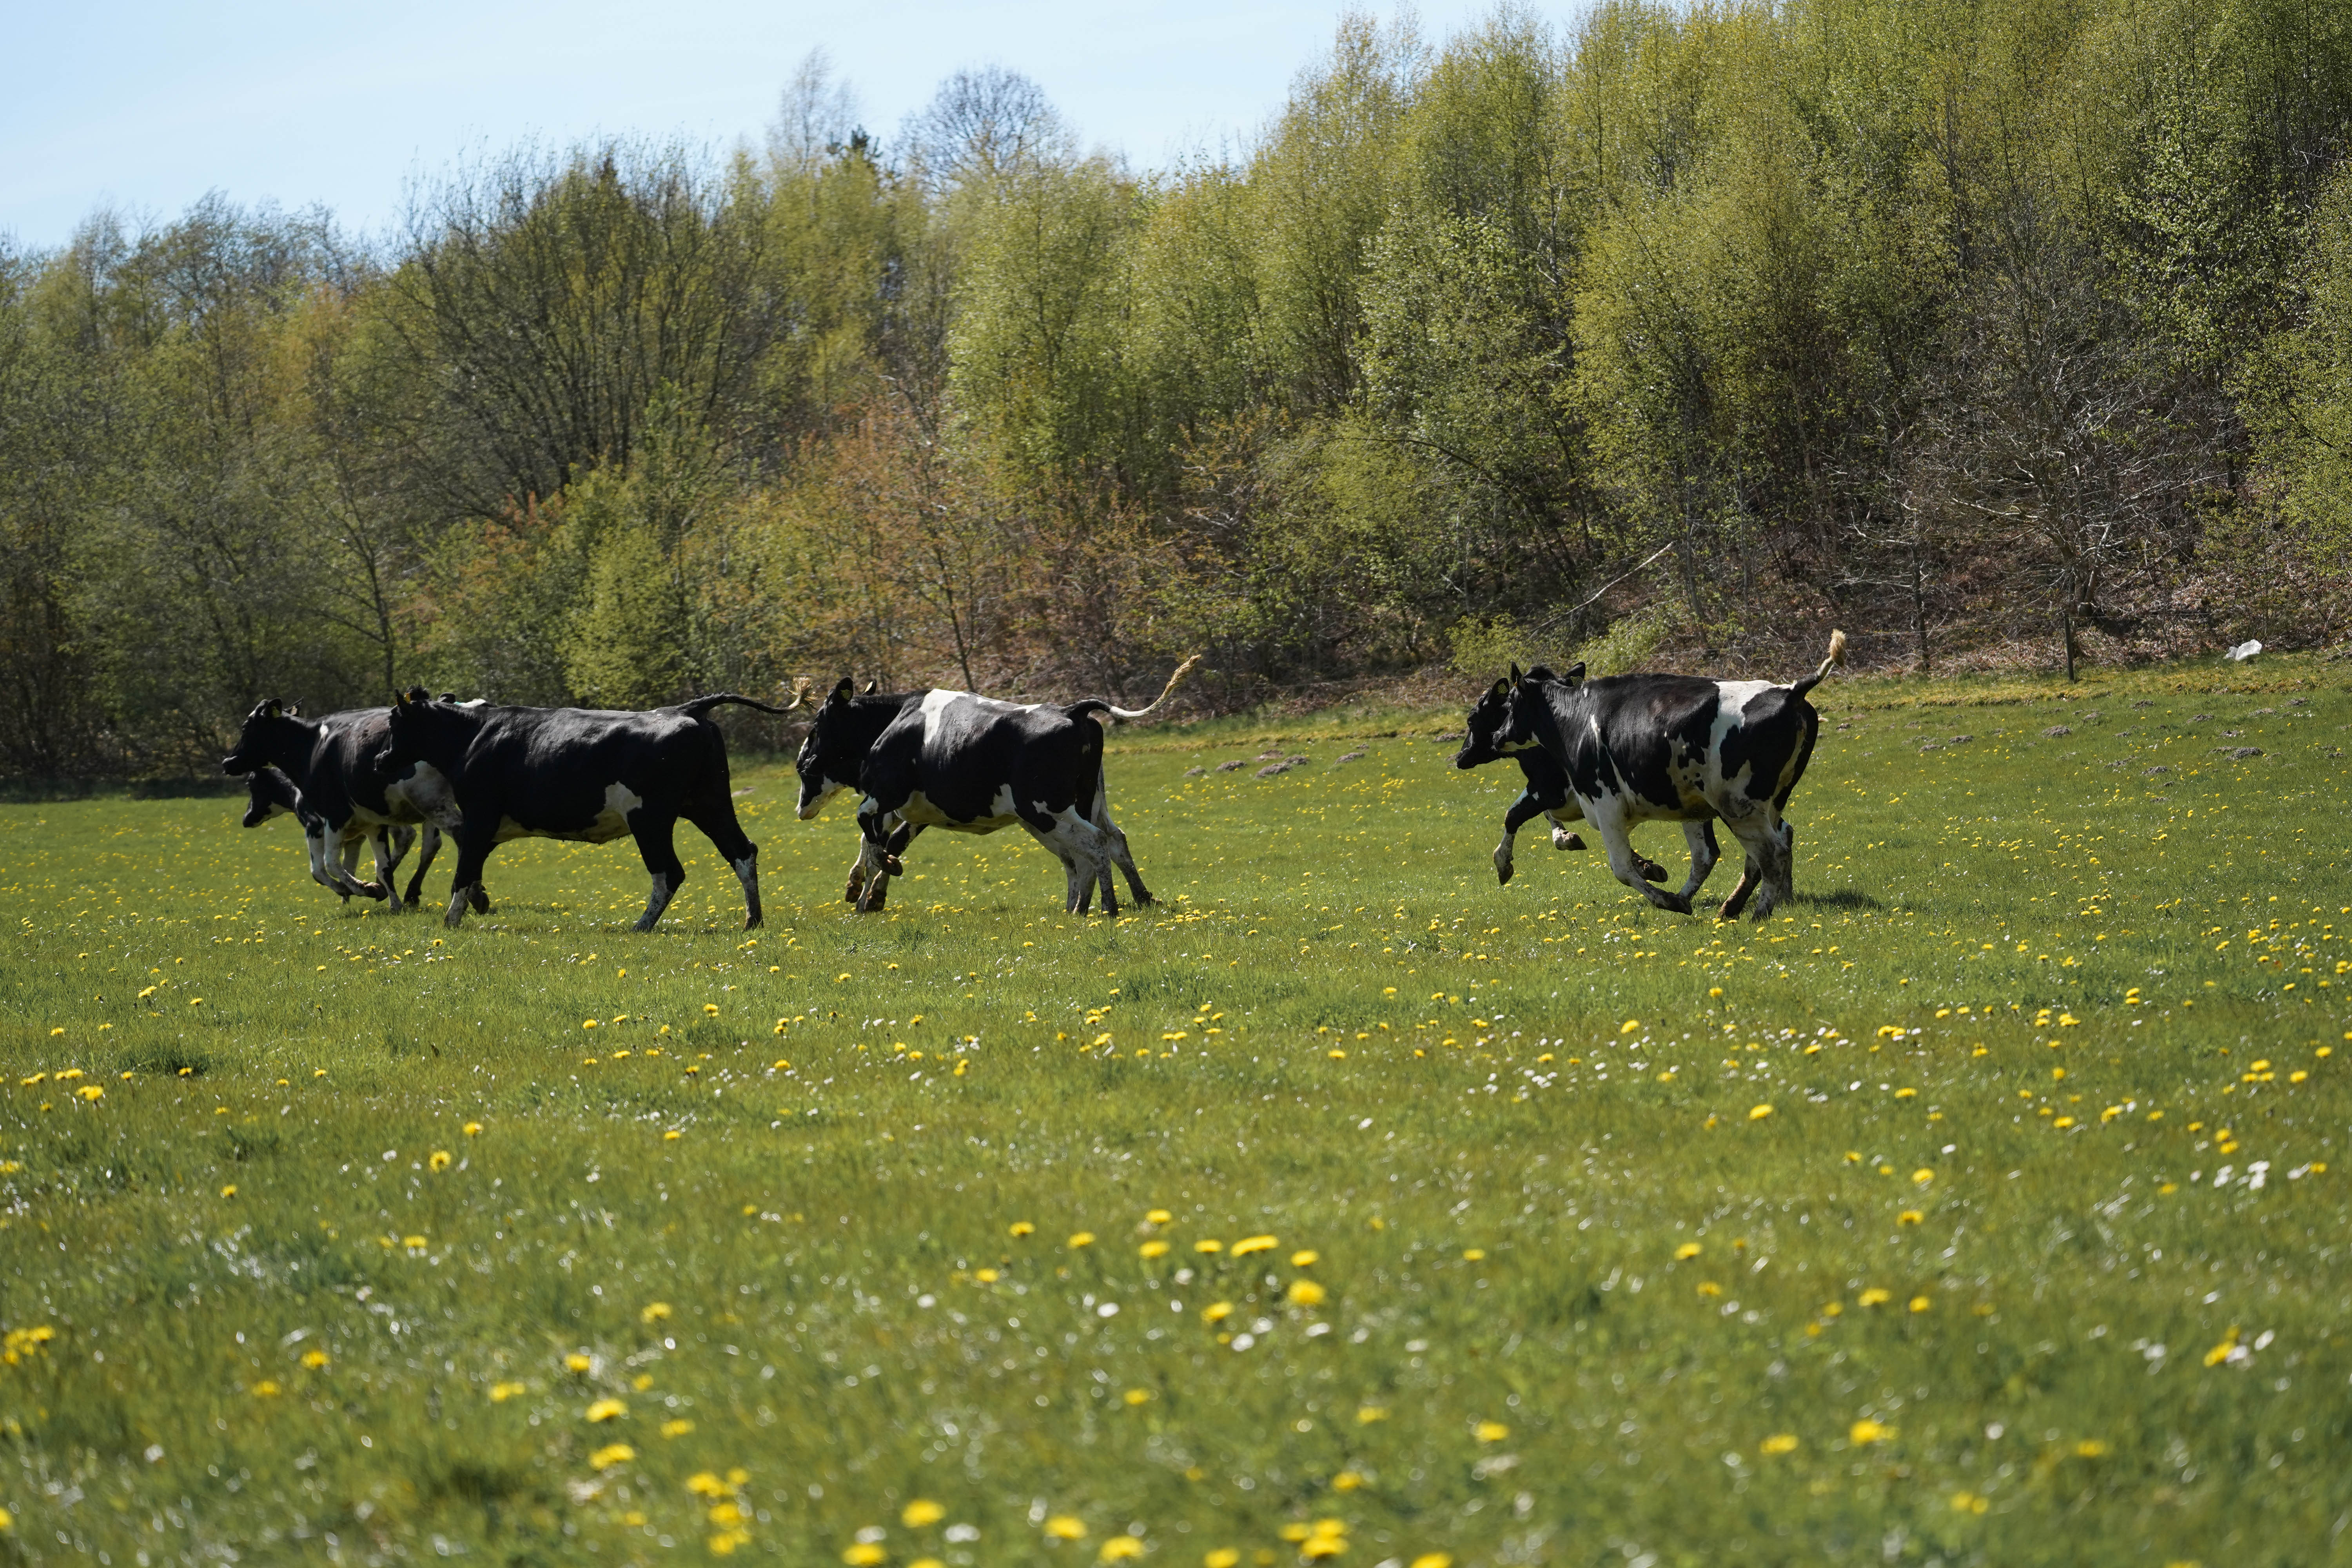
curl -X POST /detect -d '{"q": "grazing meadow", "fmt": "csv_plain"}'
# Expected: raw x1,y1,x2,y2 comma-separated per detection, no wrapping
2,658,2350,1567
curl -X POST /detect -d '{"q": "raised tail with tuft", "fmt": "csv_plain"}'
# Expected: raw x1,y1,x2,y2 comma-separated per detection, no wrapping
1065,655,1203,725
1789,630,1847,700
677,692,801,720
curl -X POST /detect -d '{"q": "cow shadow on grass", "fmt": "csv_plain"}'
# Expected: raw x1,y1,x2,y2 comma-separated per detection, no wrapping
1790,887,1886,911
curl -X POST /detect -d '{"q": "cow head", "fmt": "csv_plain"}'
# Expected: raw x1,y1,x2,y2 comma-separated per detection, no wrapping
1454,677,1517,769
221,698,306,776
1493,662,1582,754
795,677,862,819
240,766,300,828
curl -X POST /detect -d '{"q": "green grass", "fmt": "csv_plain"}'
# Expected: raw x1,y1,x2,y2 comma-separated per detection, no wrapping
2,655,2349,1567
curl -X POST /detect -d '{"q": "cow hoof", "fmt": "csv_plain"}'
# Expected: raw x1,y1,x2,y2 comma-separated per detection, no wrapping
1552,830,1584,851
473,894,494,915
1495,860,1514,886
883,855,905,877
1659,892,1693,915
632,915,661,933
1638,859,1667,883
1134,891,1156,907
744,913,762,930
360,882,390,901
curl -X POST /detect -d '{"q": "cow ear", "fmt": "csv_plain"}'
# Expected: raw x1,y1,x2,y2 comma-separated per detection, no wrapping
1563,662,1586,685
263,698,283,719
1508,662,1524,684
1488,677,1509,699
828,678,854,705
862,679,878,695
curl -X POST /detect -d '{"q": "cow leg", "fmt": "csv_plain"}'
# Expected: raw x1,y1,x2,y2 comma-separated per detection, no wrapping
1588,799,1692,914
310,829,354,902
370,828,409,913
405,823,439,909
1024,806,1116,916
1494,788,1548,885
325,828,386,902
1089,780,1152,906
1714,801,1790,922
628,811,686,931
1544,811,1586,853
685,802,763,929
441,829,498,929
1675,818,1720,902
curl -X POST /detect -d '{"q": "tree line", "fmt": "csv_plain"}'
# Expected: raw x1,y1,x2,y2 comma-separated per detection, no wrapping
3,0,2350,779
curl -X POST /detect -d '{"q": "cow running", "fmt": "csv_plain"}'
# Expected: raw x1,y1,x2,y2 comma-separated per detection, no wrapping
221,702,474,913
1492,631,1846,920
793,657,1200,915
1453,672,1708,890
383,690,795,931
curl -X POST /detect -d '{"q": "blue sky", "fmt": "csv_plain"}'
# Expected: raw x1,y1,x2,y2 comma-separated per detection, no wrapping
0,0,1542,251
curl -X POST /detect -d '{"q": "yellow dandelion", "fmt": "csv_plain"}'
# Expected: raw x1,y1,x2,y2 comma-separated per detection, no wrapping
1748,1103,1773,1121
301,1349,330,1368
1010,1221,1036,1238
842,1547,885,1568
1332,1470,1363,1491
1203,1302,1232,1323
590,1443,635,1469
490,1381,526,1401
1896,1210,1923,1225
1068,1231,1096,1249
463,1122,483,1136
1123,1388,1151,1406
2076,1439,2109,1457
252,1379,281,1397
1290,1249,1319,1268
1473,1420,1509,1443
1145,1208,1172,1225
1194,1239,1223,1254
585,1398,626,1422
428,1150,452,1172
903,1499,946,1527
661,1418,694,1437
1044,1515,1087,1540
1140,1240,1171,1259
686,1472,728,1497
641,1302,672,1324
1205,1552,1241,1568
1759,1434,1799,1455
1287,1279,1327,1307
1231,1234,1277,1256
1409,1555,1454,1568
1357,1406,1388,1423
564,1353,593,1373
1857,1288,1892,1307
1849,1418,1893,1445
1909,1295,1932,1313
1100,1539,1145,1562
1674,1242,1701,1259
1621,1019,1641,1034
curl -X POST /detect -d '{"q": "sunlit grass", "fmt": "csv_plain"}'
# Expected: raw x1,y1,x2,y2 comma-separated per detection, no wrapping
1,654,2347,1563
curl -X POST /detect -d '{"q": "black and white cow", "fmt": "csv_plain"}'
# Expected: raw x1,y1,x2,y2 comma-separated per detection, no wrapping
793,657,1199,915
383,690,795,931
1453,673,1703,889
240,764,422,904
221,702,473,913
1492,631,1845,920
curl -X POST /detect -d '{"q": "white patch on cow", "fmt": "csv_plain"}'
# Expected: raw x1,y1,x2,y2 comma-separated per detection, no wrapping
1707,681,1779,795
388,763,462,832
589,782,643,842
445,886,472,927
895,784,1022,833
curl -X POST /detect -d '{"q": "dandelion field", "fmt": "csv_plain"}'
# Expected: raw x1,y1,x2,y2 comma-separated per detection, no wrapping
3,659,2350,1567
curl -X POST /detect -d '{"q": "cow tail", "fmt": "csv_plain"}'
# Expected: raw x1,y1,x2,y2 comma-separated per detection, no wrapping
679,692,799,720
1073,655,1203,726
1788,630,1847,700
